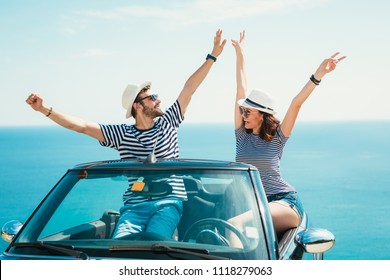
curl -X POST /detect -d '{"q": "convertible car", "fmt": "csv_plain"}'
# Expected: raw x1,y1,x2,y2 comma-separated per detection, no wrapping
1,159,334,260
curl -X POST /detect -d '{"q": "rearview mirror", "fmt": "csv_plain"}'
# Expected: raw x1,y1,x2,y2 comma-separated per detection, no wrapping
137,181,173,197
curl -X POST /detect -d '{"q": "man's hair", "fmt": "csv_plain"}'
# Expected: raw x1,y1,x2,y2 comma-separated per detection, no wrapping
131,85,151,118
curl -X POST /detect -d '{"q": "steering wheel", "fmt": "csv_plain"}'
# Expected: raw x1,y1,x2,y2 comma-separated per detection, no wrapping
182,218,250,249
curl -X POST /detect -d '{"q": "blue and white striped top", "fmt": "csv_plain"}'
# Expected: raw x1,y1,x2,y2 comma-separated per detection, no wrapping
99,100,187,203
235,125,296,195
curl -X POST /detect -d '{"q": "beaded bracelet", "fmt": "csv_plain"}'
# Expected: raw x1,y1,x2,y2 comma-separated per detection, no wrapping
46,107,53,117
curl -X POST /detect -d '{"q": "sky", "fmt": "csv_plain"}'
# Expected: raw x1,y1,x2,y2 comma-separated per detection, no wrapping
1,0,389,126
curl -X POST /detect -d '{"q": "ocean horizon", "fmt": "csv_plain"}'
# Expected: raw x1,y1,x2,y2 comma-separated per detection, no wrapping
1,121,390,259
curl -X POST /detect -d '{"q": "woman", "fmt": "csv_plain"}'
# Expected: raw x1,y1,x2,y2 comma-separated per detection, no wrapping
231,31,346,236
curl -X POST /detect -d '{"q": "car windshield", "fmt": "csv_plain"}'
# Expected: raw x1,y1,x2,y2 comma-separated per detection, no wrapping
12,167,269,259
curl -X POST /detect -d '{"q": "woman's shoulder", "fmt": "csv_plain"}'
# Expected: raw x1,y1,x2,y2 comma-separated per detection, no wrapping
275,125,288,143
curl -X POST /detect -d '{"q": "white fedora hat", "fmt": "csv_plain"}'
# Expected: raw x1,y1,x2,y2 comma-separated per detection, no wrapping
237,89,276,115
122,81,152,118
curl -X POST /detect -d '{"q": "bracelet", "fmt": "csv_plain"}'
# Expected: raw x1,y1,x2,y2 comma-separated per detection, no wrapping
310,74,321,85
46,107,53,117
206,53,217,62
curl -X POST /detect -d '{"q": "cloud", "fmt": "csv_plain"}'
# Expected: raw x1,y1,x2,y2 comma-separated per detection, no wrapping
67,0,324,30
80,48,114,57
62,27,77,34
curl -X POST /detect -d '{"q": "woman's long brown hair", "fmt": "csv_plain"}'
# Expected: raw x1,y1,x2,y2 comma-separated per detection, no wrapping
243,111,280,141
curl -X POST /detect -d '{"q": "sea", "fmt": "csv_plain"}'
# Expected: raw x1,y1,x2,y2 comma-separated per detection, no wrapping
1,121,390,260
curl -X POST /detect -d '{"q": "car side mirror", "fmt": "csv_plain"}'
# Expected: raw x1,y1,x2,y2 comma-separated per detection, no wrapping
1,220,23,242
295,228,335,259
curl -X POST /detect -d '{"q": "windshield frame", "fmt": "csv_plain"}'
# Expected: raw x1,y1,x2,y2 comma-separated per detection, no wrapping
9,164,272,260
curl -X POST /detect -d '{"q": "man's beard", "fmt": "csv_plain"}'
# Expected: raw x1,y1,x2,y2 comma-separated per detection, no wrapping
143,105,164,118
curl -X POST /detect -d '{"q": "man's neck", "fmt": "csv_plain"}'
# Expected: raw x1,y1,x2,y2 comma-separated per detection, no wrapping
134,116,155,130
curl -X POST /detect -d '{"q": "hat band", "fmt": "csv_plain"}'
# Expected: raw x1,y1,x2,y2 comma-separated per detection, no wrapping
246,98,274,112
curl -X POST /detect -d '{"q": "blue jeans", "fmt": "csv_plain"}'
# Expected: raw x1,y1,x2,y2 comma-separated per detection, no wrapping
112,198,183,239
267,191,304,220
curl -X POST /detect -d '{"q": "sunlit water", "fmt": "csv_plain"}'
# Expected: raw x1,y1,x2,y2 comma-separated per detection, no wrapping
1,121,389,259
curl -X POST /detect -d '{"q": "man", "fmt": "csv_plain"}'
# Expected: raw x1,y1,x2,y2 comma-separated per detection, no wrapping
26,30,226,239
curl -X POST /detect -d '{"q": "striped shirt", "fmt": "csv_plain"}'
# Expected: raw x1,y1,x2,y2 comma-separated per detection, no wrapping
235,125,296,195
99,100,187,203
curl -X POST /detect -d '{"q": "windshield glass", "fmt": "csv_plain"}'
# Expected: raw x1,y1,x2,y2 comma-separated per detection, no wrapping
13,168,268,259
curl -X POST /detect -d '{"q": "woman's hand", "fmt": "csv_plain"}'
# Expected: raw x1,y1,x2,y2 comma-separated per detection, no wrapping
231,30,245,54
314,52,347,80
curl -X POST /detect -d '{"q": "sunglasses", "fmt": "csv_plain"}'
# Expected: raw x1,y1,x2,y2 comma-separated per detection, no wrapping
136,94,159,103
239,107,255,117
